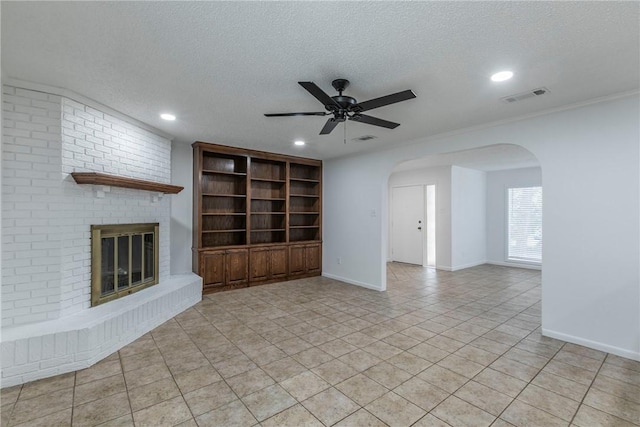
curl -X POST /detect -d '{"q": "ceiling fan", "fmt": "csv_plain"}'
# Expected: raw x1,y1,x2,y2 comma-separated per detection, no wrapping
265,79,416,135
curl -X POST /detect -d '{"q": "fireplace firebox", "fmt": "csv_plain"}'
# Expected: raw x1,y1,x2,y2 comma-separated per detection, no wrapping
91,223,159,306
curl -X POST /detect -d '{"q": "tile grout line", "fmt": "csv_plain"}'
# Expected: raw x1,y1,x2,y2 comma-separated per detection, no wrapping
70,371,77,426
4,384,22,426
169,313,252,425
188,295,329,425
324,270,539,425
397,269,541,416
490,340,568,425
199,285,418,425
325,269,545,425
417,290,551,425
117,348,137,425
566,352,608,426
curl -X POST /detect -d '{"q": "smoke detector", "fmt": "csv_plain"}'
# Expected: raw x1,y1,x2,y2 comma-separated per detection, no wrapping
501,87,550,104
352,135,377,141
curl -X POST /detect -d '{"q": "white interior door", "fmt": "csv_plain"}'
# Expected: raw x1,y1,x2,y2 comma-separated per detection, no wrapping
392,185,424,265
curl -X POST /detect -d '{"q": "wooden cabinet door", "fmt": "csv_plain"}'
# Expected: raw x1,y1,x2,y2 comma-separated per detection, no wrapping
289,245,306,275
270,247,288,279
249,248,270,282
226,249,248,285
305,244,321,273
201,251,225,288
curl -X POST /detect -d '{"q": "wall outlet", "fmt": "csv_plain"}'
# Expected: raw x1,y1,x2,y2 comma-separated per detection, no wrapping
337,257,342,265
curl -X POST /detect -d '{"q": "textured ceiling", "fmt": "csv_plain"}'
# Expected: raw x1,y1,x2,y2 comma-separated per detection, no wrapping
2,2,638,160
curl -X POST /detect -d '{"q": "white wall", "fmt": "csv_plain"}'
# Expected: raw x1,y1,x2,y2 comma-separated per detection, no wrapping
486,167,542,268
323,95,640,360
322,156,388,290
387,166,451,269
170,142,193,274
451,166,486,270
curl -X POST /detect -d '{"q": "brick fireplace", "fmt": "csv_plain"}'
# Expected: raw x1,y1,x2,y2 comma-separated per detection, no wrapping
1,84,201,387
91,223,159,306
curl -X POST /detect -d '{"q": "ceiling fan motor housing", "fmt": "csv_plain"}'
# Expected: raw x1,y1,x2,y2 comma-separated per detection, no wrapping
327,79,358,114
328,95,357,111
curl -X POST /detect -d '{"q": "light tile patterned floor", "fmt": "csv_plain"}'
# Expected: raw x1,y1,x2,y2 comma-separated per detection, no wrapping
2,263,639,426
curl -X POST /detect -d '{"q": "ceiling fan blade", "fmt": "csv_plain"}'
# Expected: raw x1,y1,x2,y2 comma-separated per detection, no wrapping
299,82,340,108
264,112,328,117
350,114,400,129
319,118,343,135
354,89,416,112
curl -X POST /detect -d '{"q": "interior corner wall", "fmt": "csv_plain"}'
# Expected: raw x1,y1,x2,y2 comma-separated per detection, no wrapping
323,95,639,360
450,166,486,270
387,166,452,269
2,86,63,326
486,167,542,268
170,142,193,275
322,155,388,291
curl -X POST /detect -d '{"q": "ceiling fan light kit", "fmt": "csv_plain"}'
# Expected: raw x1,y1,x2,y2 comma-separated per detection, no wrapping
265,79,416,136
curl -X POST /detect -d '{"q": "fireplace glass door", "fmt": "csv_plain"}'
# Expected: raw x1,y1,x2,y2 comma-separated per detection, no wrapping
91,223,159,306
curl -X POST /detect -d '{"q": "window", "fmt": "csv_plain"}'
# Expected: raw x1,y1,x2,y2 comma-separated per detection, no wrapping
507,186,542,263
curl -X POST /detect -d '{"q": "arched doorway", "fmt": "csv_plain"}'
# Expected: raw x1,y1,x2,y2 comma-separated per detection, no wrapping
386,144,541,277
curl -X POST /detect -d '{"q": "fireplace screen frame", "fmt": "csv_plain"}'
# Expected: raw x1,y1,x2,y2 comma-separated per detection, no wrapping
91,223,159,307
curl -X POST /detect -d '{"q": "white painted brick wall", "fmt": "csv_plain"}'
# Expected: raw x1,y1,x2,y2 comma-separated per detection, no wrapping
1,84,200,387
60,98,170,181
2,86,63,326
2,86,172,324
59,97,171,316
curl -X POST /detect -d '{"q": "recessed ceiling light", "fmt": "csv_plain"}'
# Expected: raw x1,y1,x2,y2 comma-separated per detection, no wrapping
294,140,305,146
160,113,176,121
491,71,514,82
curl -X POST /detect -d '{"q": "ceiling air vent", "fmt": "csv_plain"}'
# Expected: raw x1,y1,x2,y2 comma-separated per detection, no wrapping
501,87,550,104
352,135,377,141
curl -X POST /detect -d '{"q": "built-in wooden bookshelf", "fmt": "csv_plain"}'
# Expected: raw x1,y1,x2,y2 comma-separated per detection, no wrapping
289,162,321,242
193,142,322,293
250,158,287,245
199,151,247,247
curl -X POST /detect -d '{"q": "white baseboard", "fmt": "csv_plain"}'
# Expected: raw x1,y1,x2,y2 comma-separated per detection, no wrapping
454,260,487,271
440,260,487,272
322,272,383,291
542,328,640,362
487,260,542,270
432,261,539,272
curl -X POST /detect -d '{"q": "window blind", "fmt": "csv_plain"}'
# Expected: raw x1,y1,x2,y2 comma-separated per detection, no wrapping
507,186,542,263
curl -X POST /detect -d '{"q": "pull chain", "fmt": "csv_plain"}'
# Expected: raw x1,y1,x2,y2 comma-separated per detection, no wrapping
344,120,347,144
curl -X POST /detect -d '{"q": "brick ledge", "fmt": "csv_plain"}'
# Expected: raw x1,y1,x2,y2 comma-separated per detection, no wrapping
0,274,202,387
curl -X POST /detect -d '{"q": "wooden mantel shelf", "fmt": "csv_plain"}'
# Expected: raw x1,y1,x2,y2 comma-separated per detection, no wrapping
71,172,184,194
